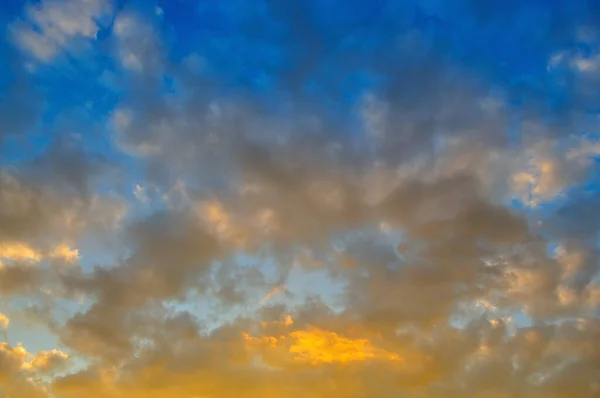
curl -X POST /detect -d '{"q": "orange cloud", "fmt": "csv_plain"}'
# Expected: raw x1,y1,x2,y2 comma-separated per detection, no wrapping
48,243,80,263
243,325,401,366
0,241,80,264
288,327,401,365
0,241,41,262
24,349,70,374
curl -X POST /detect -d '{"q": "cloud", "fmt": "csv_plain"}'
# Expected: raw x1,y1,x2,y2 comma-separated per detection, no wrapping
112,8,163,74
260,284,287,304
0,241,41,262
288,327,401,365
0,241,77,264
0,1,600,397
49,244,80,263
0,169,126,266
244,323,404,366
510,137,600,207
23,349,70,375
0,342,56,397
10,0,113,62
0,313,8,330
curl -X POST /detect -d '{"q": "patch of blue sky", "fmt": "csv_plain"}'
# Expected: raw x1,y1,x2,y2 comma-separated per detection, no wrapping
284,265,348,314
3,292,93,355
6,319,61,353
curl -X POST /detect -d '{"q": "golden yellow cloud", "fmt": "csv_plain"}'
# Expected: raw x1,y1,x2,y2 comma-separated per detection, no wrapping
0,241,80,265
0,241,41,262
288,327,401,365
0,313,9,330
48,244,80,263
23,349,70,374
243,320,402,367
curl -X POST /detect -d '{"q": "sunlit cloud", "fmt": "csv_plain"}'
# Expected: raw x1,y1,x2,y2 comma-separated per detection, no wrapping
288,327,402,365
0,242,41,262
49,244,80,263
0,0,599,397
243,324,404,366
0,313,9,330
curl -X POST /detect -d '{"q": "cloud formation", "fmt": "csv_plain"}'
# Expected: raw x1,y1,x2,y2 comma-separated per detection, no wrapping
1,0,599,397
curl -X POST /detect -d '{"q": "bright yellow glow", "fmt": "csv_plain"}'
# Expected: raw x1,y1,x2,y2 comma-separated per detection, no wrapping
0,241,41,262
288,327,401,365
243,324,401,366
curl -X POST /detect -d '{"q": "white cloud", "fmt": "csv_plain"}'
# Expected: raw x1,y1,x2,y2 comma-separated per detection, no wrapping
11,0,113,62
133,184,149,204
547,51,566,70
10,25,59,62
547,32,600,74
572,55,600,72
112,10,162,73
510,138,600,207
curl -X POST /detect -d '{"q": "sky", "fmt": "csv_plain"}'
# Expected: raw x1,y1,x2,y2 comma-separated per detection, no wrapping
0,0,600,397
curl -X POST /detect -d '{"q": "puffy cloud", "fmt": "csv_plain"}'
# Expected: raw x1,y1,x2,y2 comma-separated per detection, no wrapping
0,341,61,397
24,349,70,375
0,342,30,381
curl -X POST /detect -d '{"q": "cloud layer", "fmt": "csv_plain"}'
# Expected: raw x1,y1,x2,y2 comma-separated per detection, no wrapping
1,0,599,397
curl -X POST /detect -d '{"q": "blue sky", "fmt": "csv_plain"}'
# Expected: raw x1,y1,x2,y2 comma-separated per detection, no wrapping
0,0,600,397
